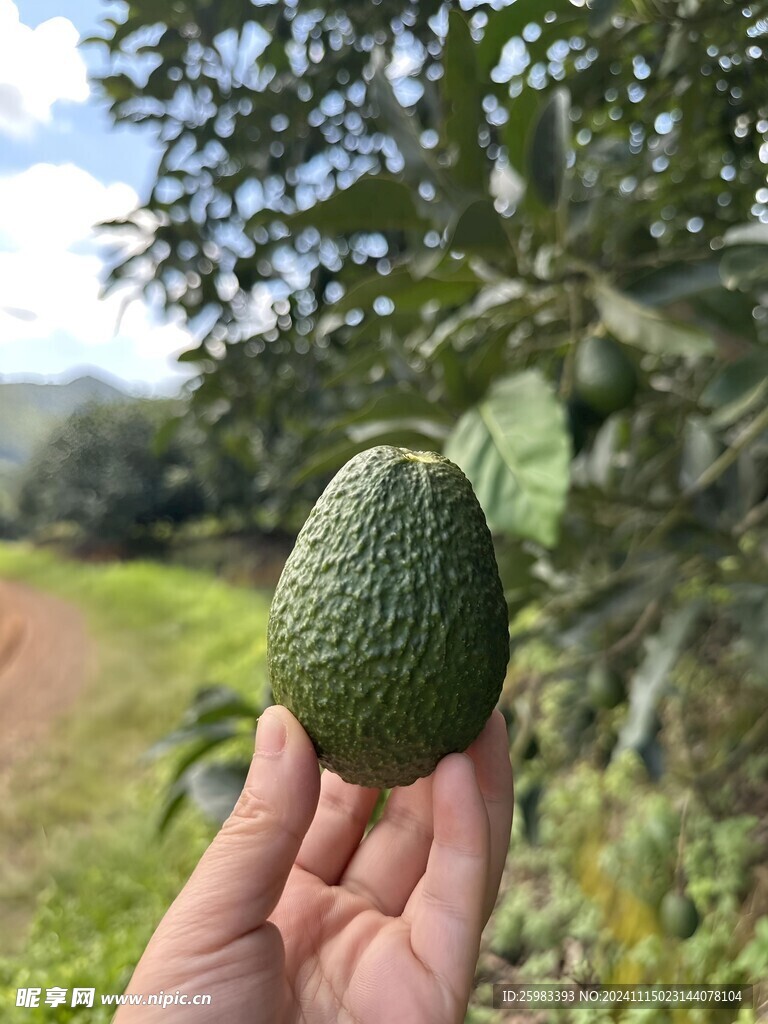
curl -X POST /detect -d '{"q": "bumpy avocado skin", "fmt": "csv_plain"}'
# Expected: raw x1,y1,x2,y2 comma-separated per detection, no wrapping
267,445,510,788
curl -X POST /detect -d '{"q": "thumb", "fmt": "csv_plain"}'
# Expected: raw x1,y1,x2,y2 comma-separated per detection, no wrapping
172,705,321,943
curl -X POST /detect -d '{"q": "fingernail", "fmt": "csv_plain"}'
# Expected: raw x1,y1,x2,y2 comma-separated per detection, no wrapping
256,709,286,756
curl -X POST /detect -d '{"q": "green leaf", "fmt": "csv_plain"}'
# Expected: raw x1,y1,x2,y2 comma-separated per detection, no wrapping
494,538,538,617
335,388,451,431
701,351,768,427
465,328,511,398
177,345,206,363
517,781,544,845
723,223,768,246
183,684,260,726
185,761,249,825
293,428,446,486
625,260,722,306
594,280,715,357
157,778,189,834
719,244,768,291
444,370,571,547
435,343,475,410
691,288,761,345
449,199,511,255
659,25,689,76
527,89,570,209
366,50,448,208
478,1,582,73
680,417,720,492
346,419,448,444
615,604,701,761
588,0,620,34
168,731,244,787
504,86,541,178
145,721,241,760
333,267,478,315
286,177,431,234
443,10,485,191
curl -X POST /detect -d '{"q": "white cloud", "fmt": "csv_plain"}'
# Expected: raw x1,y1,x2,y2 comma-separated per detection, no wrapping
0,162,193,369
0,162,136,252
0,0,89,137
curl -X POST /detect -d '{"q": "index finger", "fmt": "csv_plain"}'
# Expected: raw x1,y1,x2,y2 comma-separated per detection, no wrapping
404,753,490,1006
464,709,514,922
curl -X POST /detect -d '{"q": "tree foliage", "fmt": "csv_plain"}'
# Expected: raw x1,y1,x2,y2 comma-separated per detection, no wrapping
91,0,768,812
84,3,768,1002
19,403,207,544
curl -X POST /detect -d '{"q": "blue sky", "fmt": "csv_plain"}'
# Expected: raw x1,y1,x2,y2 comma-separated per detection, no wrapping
0,0,195,392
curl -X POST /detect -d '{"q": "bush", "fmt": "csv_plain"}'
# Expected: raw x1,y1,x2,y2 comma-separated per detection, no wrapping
18,402,207,547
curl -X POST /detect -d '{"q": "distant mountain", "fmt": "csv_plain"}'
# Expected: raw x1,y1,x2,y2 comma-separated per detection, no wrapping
0,374,129,474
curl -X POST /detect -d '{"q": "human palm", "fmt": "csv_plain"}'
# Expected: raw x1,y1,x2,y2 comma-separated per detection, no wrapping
115,707,513,1023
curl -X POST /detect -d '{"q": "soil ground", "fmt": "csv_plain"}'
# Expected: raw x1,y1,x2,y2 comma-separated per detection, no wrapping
0,579,91,786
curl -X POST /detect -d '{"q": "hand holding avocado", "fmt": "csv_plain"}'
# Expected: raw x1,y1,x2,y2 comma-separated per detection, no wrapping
115,705,513,1023
117,446,512,1020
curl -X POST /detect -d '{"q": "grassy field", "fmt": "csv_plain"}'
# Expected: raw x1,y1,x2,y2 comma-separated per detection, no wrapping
0,544,273,1020
1,544,765,1024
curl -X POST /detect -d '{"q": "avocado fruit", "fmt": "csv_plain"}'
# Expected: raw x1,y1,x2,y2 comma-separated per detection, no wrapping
587,661,627,710
660,890,700,939
574,335,637,417
267,445,510,788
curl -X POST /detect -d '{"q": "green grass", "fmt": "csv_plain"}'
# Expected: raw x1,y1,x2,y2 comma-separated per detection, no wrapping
0,543,273,1019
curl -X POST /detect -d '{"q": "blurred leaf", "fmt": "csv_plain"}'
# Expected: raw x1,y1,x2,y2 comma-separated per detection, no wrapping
680,417,720,492
294,427,447,485
435,343,475,409
659,25,689,76
168,730,245,787
152,412,184,456
465,328,511,398
615,603,701,761
367,49,450,212
724,583,768,681
285,177,431,233
701,352,768,427
584,414,626,489
527,89,570,209
183,683,260,726
145,721,241,760
185,761,249,825
517,781,544,845
333,266,479,315
588,0,620,35
177,346,206,363
691,287,762,345
594,280,716,357
449,199,511,254
495,539,539,616
478,1,582,73
504,86,540,179
443,10,485,191
346,419,448,444
720,244,768,291
636,733,665,782
723,223,768,246
625,260,722,306
157,778,188,834
444,370,571,547
336,387,451,430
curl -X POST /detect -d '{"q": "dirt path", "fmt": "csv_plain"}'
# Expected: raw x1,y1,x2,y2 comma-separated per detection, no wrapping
0,579,91,779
